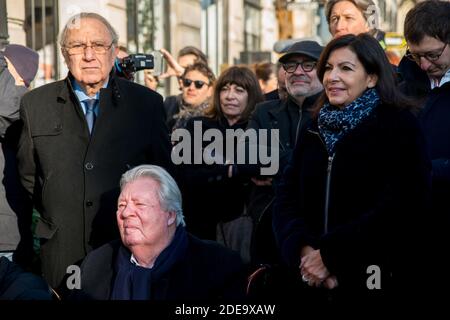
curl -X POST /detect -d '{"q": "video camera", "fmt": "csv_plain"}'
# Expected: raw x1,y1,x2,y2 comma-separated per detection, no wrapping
115,54,154,80
115,51,163,81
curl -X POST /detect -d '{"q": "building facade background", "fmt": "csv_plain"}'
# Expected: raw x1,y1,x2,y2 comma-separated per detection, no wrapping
1,0,420,95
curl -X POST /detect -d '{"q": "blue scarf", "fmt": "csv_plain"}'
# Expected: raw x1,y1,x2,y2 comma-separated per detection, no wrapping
318,89,380,155
110,226,188,300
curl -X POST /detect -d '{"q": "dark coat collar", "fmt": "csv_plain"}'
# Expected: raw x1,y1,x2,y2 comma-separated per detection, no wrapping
268,91,322,119
57,70,122,105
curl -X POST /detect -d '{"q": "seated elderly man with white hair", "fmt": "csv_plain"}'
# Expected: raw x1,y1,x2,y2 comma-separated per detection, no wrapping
66,165,246,300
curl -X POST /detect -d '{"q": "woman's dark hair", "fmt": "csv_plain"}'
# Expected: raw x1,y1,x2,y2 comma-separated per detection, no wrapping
312,33,416,117
205,66,264,123
178,46,208,65
404,0,450,45
182,62,216,85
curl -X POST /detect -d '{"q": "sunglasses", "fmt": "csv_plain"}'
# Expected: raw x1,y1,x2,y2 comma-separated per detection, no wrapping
182,78,208,89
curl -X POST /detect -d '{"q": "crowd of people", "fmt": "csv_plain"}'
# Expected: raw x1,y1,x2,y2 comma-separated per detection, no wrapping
0,0,448,310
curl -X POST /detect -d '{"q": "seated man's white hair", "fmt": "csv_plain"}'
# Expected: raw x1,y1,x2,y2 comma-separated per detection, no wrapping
120,165,185,227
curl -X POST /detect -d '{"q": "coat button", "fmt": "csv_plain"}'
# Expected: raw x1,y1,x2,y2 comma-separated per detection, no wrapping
85,162,94,170
86,201,93,207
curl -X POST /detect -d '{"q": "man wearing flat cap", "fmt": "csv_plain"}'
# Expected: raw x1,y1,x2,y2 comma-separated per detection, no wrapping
234,40,324,268
0,44,38,262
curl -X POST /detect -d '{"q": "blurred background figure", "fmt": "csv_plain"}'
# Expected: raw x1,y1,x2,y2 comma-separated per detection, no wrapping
0,44,38,264
275,62,288,101
385,50,401,66
165,62,215,132
144,69,159,91
117,45,129,60
325,0,386,48
254,61,278,95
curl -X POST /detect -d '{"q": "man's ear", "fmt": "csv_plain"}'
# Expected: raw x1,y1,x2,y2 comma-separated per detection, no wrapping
167,211,176,226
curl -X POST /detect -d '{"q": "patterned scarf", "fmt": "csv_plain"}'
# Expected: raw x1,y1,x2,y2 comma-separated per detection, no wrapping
318,88,380,155
173,101,210,130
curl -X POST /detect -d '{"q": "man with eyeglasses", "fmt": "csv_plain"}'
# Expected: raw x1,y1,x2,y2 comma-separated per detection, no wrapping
399,0,450,294
16,12,172,289
236,40,323,267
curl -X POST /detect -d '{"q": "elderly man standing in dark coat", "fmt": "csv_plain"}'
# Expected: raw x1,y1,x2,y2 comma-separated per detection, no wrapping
16,12,172,288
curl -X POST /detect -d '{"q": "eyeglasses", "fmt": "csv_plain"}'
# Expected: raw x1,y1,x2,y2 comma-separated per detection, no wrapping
405,43,447,63
182,78,208,89
64,42,114,55
282,61,316,73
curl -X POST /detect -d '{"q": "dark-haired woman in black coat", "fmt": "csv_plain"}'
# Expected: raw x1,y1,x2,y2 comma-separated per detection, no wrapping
273,34,431,306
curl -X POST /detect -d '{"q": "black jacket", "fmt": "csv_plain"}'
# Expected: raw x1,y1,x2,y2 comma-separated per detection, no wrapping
66,234,246,300
0,257,51,300
245,94,320,178
273,104,431,301
178,116,250,240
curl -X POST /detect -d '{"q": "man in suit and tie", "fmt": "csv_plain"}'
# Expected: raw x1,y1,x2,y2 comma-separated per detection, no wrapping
16,12,172,289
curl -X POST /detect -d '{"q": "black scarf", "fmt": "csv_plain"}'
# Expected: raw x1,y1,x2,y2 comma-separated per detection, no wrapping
110,226,188,300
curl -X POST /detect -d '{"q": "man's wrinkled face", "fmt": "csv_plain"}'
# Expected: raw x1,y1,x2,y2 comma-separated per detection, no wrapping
117,177,176,249
62,18,118,88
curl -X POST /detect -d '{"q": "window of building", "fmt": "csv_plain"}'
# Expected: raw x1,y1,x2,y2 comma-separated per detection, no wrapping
244,1,261,52
126,0,163,85
24,0,59,87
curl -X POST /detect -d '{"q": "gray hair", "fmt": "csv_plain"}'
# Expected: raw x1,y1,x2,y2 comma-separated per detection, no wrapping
59,12,119,48
325,0,379,30
120,165,186,227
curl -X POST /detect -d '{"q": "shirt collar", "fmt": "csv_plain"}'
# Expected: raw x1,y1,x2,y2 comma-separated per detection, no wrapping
130,254,152,269
71,78,109,102
430,68,450,89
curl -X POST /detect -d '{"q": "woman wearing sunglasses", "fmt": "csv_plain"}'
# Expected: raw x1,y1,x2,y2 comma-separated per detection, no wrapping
165,62,215,131
178,66,264,251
